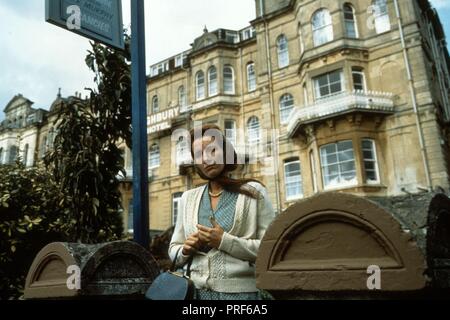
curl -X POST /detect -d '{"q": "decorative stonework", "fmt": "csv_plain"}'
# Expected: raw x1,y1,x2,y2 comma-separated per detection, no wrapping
24,241,160,299
256,192,427,295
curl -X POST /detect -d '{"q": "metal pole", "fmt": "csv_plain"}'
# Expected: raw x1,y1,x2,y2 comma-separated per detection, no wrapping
131,0,150,248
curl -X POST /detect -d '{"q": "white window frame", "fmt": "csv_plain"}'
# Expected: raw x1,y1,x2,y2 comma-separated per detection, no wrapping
208,66,218,97
223,65,235,94
284,159,303,201
149,144,160,169
247,63,257,92
314,69,344,99
178,86,187,107
196,71,205,101
372,0,391,34
176,137,191,166
361,139,381,184
277,35,290,68
225,119,237,148
172,193,183,226
247,116,261,146
320,140,358,190
312,9,334,47
280,94,295,124
352,68,367,92
152,95,159,113
344,3,358,38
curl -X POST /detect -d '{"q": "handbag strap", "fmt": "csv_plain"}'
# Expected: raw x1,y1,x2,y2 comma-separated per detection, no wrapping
171,247,194,278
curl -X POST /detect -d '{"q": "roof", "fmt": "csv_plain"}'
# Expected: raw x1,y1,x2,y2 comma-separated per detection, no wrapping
3,94,34,113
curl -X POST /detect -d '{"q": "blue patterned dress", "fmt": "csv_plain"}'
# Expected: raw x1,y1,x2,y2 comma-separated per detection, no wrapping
195,184,260,300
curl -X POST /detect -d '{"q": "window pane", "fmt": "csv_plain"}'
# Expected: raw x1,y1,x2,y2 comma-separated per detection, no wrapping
224,66,234,93
362,139,379,183
363,150,374,160
196,72,205,100
280,94,294,123
330,82,342,94
320,141,357,188
362,140,373,150
209,67,218,96
277,35,290,68
364,161,375,171
284,160,303,199
340,161,355,173
353,72,365,91
225,120,237,147
329,70,341,83
247,63,256,92
313,9,333,46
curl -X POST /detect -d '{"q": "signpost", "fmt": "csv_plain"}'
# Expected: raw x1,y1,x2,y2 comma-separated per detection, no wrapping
46,0,150,248
130,0,150,249
45,0,124,50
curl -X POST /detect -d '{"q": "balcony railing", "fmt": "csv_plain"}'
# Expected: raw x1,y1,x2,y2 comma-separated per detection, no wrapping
287,90,395,137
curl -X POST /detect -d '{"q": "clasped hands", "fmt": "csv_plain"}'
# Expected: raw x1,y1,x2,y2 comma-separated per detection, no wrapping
182,217,224,256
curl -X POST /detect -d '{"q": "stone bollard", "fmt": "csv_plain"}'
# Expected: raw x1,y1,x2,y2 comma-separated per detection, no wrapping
24,241,160,300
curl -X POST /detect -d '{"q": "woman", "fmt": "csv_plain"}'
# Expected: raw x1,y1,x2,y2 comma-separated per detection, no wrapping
169,124,276,300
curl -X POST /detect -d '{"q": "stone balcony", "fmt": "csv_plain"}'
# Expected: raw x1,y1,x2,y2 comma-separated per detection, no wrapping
287,90,395,137
181,95,241,114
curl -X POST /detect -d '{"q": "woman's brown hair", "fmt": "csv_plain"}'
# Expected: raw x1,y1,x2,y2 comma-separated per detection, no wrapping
189,124,264,199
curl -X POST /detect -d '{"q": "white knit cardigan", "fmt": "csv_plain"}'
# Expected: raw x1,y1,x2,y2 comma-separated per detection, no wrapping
168,181,276,293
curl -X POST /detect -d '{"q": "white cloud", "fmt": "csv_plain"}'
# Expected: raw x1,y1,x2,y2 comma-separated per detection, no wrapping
0,0,255,120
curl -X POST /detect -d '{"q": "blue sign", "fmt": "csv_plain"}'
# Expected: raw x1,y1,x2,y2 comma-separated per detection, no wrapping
46,0,124,50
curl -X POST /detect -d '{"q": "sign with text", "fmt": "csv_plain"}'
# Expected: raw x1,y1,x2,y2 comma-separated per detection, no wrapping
46,0,124,49
148,107,181,134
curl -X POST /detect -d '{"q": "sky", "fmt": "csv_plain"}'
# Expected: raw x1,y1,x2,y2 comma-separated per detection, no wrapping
0,0,449,120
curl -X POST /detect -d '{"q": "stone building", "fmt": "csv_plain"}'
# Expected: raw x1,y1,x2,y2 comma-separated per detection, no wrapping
119,0,450,235
0,91,68,170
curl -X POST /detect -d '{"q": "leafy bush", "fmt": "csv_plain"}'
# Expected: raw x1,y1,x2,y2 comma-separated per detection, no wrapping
0,162,65,299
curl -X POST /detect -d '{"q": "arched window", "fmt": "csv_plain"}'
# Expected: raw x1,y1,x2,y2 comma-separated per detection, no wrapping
149,144,160,168
284,158,303,200
344,4,358,38
208,66,218,96
223,65,235,94
178,86,187,107
277,35,289,68
196,71,205,101
372,0,390,34
247,116,261,145
152,95,159,113
312,9,333,46
280,94,294,124
247,63,256,92
176,136,191,166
